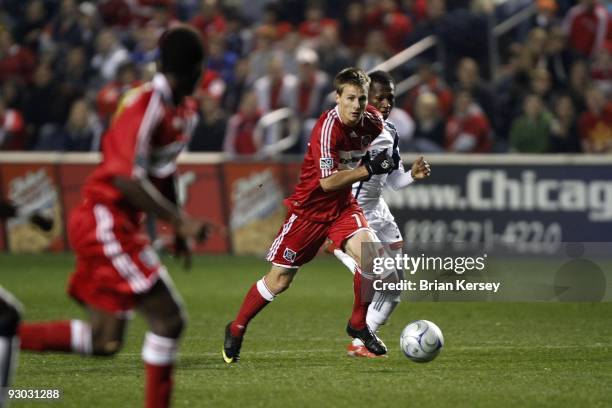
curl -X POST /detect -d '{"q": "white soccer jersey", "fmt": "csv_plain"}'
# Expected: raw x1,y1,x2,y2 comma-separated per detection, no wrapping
352,120,414,242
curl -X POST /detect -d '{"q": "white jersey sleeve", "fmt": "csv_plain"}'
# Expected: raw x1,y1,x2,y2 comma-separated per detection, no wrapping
352,120,398,208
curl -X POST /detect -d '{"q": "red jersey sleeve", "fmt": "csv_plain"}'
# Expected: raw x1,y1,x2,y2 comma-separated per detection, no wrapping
310,111,342,179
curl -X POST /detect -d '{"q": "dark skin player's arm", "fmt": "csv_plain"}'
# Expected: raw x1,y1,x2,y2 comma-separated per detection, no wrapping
113,176,184,225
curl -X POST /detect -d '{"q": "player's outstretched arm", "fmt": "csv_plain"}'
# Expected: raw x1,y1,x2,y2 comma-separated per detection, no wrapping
113,176,209,242
320,166,370,192
319,151,394,192
387,156,431,190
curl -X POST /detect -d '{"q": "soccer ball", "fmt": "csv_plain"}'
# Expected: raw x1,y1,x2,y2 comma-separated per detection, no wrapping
400,320,444,362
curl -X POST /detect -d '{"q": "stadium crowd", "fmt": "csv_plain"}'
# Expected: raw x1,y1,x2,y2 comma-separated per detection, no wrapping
0,0,610,154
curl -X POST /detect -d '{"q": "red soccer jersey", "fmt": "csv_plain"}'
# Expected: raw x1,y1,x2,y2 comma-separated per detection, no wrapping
285,105,383,222
82,73,198,218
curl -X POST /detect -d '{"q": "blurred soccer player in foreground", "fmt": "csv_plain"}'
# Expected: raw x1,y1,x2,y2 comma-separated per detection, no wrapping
223,68,394,363
0,200,52,407
17,26,209,408
328,71,431,358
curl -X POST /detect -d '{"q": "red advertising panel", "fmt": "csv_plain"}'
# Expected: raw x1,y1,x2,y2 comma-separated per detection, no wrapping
223,162,287,255
0,164,64,252
155,164,229,254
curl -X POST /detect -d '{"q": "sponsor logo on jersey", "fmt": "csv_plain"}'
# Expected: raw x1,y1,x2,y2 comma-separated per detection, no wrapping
320,158,334,170
283,248,297,263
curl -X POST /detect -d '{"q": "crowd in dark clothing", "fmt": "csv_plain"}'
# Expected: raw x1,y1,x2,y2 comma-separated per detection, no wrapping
0,0,609,154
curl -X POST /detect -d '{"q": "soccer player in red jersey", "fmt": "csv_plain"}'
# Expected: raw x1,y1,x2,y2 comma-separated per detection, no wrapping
16,26,208,408
223,68,394,363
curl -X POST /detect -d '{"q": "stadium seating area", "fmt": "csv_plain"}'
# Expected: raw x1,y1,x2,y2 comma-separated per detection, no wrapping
0,0,610,154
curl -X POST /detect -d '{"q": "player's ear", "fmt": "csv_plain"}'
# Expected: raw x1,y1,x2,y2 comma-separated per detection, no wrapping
335,90,341,105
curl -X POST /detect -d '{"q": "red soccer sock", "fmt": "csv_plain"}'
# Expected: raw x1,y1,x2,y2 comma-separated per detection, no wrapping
349,272,370,330
18,321,72,352
230,279,274,337
142,332,178,408
144,363,173,408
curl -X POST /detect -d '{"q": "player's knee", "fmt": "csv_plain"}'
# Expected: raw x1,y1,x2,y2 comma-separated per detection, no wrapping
267,273,294,294
150,311,186,339
92,338,123,356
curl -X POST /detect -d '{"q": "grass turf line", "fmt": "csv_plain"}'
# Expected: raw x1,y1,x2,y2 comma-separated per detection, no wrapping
2,253,611,408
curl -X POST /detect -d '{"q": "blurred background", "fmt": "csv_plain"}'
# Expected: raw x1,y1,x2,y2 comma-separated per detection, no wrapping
0,0,610,256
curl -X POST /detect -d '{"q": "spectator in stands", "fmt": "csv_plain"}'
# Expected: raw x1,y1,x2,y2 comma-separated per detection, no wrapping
567,59,591,113
524,27,549,69
253,56,297,113
445,90,492,153
356,30,389,72
224,91,262,155
50,0,84,47
340,2,367,54
223,58,250,113
530,67,555,109
57,46,90,93
90,29,130,85
591,46,612,97
454,57,495,125
190,0,226,41
189,93,227,152
259,3,293,42
545,25,573,90
299,1,337,41
563,0,609,58
404,62,454,118
96,61,142,125
16,0,48,53
35,98,102,151
550,94,581,152
509,94,553,153
316,25,354,78
22,62,64,147
223,8,249,57
533,0,561,31
295,47,329,120
365,0,413,53
131,25,161,65
207,34,239,84
0,29,36,85
579,86,612,153
248,25,278,84
0,94,25,150
410,91,446,152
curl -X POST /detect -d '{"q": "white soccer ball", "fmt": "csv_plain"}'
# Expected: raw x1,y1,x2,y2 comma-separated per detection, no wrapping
400,320,444,362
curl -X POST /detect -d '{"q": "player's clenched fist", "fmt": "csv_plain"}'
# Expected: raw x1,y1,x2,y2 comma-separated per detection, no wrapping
365,151,394,177
410,156,431,180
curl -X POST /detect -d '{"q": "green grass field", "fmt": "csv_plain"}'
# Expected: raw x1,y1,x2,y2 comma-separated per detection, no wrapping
3,253,612,408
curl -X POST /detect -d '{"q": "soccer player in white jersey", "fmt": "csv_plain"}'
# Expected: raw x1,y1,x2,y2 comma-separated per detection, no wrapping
329,70,431,358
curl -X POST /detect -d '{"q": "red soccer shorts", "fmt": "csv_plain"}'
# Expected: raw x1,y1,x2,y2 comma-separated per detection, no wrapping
67,200,164,313
266,204,370,268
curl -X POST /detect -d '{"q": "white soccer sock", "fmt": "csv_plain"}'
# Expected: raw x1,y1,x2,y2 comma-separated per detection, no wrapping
366,247,404,332
256,278,276,301
70,320,93,355
142,332,178,366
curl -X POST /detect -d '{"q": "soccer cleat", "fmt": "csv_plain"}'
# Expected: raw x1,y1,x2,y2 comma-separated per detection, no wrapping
222,322,243,363
346,342,386,358
346,322,387,356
